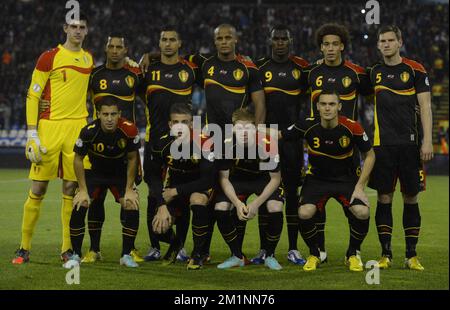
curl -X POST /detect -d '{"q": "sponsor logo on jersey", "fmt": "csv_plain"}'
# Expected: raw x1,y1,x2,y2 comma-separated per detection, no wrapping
363,132,369,141
32,83,41,92
207,152,215,162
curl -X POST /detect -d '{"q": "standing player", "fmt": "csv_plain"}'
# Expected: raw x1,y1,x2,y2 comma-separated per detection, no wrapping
140,25,266,260
367,26,433,271
189,24,266,129
252,24,309,265
13,14,94,264
282,89,375,271
303,23,372,262
63,97,140,268
150,103,215,269
142,27,199,262
90,34,143,122
215,108,284,270
81,34,144,264
189,24,266,259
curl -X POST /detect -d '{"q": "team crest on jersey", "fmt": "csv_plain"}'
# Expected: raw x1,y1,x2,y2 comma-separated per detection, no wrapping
125,75,135,88
339,135,350,148
292,69,300,80
178,70,189,83
233,69,244,81
117,138,127,149
342,76,352,88
400,71,410,83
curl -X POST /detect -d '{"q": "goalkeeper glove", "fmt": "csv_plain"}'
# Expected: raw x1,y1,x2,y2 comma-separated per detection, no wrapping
25,129,47,163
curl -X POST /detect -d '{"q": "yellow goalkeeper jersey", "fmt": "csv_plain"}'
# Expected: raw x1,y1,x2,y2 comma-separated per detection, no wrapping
26,44,94,126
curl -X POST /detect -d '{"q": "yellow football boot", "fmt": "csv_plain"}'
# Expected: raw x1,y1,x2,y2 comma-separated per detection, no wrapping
346,255,364,272
377,256,392,269
187,256,203,270
303,255,320,271
130,249,144,263
405,256,424,271
81,251,102,263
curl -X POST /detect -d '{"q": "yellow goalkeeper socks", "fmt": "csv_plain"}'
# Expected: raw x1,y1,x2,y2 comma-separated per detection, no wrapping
20,190,44,250
61,194,74,253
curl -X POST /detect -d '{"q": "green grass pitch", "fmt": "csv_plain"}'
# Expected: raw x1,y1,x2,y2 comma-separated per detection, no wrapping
0,169,448,290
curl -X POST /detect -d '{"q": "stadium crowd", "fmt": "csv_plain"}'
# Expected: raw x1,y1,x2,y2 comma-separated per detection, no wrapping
0,0,448,130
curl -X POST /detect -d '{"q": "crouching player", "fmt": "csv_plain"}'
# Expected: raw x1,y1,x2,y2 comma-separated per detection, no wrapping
282,89,375,272
150,102,215,270
63,96,141,268
215,108,284,270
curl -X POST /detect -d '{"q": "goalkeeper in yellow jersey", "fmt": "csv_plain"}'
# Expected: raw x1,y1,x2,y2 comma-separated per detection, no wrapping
12,13,94,264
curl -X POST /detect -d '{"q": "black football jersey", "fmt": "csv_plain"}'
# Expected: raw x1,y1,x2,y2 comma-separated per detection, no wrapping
256,55,309,129
218,133,280,180
89,64,142,123
190,53,263,129
304,60,372,120
285,116,372,182
148,131,215,207
367,57,430,146
140,58,198,144
74,118,140,178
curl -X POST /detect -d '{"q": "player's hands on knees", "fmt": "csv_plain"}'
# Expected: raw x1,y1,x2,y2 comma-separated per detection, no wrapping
350,185,370,207
236,201,249,221
73,190,90,211
420,141,434,162
124,188,140,210
25,129,47,163
152,205,172,234
245,202,259,220
162,188,177,204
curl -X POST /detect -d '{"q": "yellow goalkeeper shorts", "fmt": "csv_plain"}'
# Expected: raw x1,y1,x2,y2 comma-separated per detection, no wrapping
29,118,87,181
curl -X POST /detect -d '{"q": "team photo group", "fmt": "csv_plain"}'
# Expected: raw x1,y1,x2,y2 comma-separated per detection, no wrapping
10,1,436,280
